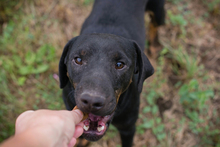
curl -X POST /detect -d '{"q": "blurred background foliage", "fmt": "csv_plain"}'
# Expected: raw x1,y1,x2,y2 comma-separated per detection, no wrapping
0,0,219,147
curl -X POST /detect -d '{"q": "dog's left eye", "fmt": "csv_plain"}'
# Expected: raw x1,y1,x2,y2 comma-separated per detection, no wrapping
74,57,83,65
115,62,124,69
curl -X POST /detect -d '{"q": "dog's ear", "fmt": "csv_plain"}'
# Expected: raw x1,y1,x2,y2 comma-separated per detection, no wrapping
59,37,78,88
133,41,154,92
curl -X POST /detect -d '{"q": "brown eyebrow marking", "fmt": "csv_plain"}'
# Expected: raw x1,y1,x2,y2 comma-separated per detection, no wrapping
81,50,86,56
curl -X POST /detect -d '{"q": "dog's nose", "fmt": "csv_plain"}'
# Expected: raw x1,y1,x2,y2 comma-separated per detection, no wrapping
80,94,105,112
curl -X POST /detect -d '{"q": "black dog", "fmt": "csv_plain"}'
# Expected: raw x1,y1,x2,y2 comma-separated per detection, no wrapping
59,0,165,146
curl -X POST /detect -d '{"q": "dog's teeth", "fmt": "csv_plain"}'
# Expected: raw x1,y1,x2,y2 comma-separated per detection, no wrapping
83,125,89,131
97,126,104,132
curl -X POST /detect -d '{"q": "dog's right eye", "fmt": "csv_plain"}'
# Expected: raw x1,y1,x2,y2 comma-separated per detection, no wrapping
115,62,125,69
74,57,83,65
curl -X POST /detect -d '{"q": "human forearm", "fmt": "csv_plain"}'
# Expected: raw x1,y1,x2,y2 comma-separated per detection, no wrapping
1,127,53,147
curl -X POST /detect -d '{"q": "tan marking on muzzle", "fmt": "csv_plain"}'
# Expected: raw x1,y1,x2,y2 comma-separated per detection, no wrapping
115,78,133,103
129,78,132,85
115,90,122,103
66,72,77,88
73,83,77,89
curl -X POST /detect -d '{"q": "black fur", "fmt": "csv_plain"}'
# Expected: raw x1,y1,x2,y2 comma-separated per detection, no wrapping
59,0,165,146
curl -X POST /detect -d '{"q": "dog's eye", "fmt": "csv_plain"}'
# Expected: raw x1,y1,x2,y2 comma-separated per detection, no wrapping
74,57,83,65
115,62,124,69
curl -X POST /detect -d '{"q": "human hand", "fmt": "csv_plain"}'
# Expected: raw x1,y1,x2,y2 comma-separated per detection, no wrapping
15,109,84,147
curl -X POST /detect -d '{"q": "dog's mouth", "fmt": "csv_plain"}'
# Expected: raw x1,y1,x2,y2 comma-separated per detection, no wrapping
82,113,114,141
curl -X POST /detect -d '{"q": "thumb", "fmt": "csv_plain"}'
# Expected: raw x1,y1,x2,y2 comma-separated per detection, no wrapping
71,109,83,124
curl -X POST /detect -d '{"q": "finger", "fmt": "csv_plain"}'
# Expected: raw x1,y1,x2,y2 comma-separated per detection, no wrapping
15,110,34,134
68,138,76,147
76,122,84,127
71,109,83,124
16,110,34,125
73,125,83,138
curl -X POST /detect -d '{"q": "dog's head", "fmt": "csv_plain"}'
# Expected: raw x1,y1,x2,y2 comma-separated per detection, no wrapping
59,33,153,141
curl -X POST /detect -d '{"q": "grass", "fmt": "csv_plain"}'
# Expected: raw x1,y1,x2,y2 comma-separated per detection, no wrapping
178,79,219,146
0,0,220,146
136,45,220,146
137,50,168,142
0,1,64,142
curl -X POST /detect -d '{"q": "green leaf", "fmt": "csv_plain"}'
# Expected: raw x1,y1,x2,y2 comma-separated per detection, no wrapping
151,105,158,115
156,124,164,132
179,84,188,96
12,55,22,68
1,57,15,73
143,106,151,113
156,118,162,124
141,121,153,129
189,79,198,89
17,77,26,86
157,133,166,141
204,90,214,98
33,64,49,74
146,91,156,105
36,44,56,63
36,45,47,63
160,48,169,55
189,92,198,100
19,65,33,75
47,45,56,61
25,51,36,65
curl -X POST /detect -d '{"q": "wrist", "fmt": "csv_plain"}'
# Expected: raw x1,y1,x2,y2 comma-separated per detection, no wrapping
0,129,50,147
